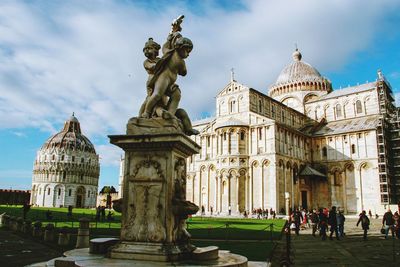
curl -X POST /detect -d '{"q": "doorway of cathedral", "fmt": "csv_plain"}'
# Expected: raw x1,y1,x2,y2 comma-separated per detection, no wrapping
301,190,308,210
76,187,85,208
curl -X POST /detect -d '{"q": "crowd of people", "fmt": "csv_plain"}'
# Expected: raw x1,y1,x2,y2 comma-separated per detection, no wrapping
287,206,400,241
289,206,345,240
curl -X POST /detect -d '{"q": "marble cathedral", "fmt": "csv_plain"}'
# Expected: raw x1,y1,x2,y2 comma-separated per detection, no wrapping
186,49,400,215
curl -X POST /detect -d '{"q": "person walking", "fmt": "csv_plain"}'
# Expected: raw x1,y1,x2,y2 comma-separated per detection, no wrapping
328,206,339,240
310,209,319,237
382,208,394,239
337,210,346,237
318,208,328,241
357,210,370,240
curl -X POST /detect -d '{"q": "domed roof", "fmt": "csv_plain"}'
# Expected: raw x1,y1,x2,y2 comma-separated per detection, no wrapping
275,49,323,85
41,114,96,153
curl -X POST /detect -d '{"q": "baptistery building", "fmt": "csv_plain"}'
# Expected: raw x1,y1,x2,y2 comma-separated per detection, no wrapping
30,114,100,208
186,49,399,215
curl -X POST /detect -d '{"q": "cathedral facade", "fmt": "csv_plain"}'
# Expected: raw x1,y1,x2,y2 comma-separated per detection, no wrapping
30,114,100,208
186,49,399,215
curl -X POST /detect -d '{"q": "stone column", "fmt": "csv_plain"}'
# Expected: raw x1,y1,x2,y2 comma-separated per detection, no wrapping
109,131,200,261
236,175,240,213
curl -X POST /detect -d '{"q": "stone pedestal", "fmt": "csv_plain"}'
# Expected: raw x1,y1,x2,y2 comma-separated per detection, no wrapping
108,127,200,261
44,223,55,242
76,218,90,248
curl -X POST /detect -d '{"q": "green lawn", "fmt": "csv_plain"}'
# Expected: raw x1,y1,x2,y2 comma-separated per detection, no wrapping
1,206,284,260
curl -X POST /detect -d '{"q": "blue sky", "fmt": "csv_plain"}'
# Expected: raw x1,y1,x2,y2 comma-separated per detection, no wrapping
1,0,400,191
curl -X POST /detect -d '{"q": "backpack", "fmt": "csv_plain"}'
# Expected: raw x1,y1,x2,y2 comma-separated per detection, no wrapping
362,216,370,225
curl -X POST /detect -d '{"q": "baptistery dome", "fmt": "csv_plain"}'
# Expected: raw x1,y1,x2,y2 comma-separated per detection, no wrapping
30,114,100,208
269,49,332,113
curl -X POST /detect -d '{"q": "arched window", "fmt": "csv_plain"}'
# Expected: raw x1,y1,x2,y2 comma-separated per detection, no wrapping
322,147,327,157
356,100,362,114
351,144,356,154
68,189,72,197
222,181,227,195
58,188,61,196
240,132,245,140
47,188,50,195
229,100,236,113
334,171,341,185
336,104,342,118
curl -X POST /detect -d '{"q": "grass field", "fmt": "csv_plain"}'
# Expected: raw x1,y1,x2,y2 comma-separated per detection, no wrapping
0,205,284,260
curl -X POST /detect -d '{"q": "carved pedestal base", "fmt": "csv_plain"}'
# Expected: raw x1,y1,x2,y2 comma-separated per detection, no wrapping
108,125,200,262
109,241,195,261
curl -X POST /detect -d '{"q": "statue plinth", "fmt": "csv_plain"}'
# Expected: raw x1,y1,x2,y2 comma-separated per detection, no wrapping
108,120,200,261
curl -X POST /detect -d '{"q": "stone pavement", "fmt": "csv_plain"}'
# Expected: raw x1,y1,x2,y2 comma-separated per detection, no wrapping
0,228,62,267
287,217,400,267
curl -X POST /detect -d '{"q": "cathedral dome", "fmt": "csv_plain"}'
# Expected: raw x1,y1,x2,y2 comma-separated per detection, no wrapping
269,49,332,98
41,114,96,153
275,50,323,85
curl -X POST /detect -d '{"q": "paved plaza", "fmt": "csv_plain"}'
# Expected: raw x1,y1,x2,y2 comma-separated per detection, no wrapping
283,217,400,266
0,229,62,267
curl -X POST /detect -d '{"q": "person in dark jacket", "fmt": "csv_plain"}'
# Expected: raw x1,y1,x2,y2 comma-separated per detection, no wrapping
382,208,394,239
328,206,339,240
310,209,319,237
357,210,370,240
318,208,328,240
292,208,303,236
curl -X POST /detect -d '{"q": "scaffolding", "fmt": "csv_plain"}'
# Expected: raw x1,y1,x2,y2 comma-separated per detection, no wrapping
376,78,399,204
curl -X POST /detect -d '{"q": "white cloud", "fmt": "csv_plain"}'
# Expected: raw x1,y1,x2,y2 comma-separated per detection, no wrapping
0,0,399,143
96,144,122,167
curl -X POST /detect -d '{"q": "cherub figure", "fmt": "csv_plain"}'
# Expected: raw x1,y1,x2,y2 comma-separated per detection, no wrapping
139,15,199,135
138,38,161,116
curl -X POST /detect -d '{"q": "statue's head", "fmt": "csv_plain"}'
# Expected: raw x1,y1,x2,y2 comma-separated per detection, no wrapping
143,38,161,59
174,37,193,59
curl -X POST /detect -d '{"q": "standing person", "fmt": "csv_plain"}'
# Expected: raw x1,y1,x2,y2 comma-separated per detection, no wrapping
357,210,370,241
310,209,319,237
328,206,339,240
382,208,394,239
210,206,213,216
201,205,205,216
265,209,269,219
337,210,346,237
293,208,303,236
101,206,106,221
67,205,73,220
228,205,231,216
318,208,328,241
368,209,373,219
95,206,101,222
393,211,400,239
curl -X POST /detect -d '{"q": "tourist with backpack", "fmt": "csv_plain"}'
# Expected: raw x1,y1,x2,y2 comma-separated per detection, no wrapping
356,210,370,240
